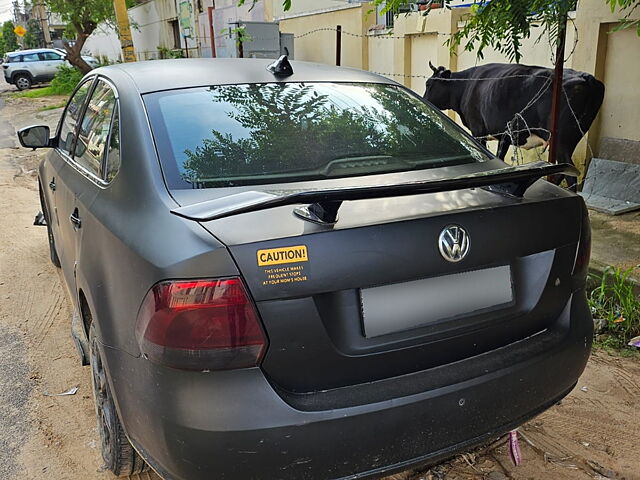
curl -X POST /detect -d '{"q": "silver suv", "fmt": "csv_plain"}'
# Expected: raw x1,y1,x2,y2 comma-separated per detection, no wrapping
2,48,99,90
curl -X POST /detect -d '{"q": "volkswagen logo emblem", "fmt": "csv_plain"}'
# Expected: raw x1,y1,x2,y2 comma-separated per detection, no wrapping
438,225,470,262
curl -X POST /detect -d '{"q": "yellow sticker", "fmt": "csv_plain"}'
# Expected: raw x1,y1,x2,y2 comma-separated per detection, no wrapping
257,245,308,266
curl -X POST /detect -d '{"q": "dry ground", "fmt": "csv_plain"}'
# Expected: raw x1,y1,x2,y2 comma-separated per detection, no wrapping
0,84,638,480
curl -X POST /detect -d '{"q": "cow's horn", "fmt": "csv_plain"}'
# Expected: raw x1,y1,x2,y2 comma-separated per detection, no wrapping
429,61,437,73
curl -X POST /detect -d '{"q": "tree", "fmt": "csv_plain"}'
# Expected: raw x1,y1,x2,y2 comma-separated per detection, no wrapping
250,0,639,64
180,83,475,186
1,21,19,56
45,0,116,73
23,18,43,49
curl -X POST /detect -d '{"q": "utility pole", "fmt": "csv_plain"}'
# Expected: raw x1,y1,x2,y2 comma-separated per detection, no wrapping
33,0,52,47
113,0,136,62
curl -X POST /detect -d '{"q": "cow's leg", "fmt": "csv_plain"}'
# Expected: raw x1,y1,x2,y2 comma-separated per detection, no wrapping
496,135,511,160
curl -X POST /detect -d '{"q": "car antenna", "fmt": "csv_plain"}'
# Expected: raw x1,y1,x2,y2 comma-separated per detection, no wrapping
267,54,293,77
293,201,342,225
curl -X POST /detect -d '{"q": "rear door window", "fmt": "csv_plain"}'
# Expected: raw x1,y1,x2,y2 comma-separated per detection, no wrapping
73,81,117,178
144,82,488,189
57,79,93,157
22,53,40,62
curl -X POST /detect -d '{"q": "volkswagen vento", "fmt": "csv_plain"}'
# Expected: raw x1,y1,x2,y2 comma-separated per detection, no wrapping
18,57,592,480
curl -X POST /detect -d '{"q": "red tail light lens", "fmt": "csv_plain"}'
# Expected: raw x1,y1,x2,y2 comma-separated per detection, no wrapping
136,278,267,370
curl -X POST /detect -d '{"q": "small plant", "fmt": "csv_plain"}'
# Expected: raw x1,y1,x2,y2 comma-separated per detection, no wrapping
49,65,84,95
97,55,114,66
157,46,184,59
589,265,640,351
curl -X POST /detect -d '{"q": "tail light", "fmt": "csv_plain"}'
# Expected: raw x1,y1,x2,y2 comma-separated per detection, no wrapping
572,205,591,279
135,278,267,370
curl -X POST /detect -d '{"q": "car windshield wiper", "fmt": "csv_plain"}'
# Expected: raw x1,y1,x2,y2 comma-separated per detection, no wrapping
171,161,578,225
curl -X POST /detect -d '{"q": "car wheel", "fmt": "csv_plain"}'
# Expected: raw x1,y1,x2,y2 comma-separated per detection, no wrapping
14,74,32,90
39,185,61,268
89,323,149,476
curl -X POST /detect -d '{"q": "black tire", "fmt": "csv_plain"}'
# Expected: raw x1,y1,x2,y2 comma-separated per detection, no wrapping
38,185,61,268
14,73,32,91
89,323,149,476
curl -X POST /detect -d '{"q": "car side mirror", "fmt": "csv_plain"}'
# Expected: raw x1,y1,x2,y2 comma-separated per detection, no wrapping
17,125,52,149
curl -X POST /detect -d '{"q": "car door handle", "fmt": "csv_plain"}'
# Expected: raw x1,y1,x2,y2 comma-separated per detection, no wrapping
69,210,81,229
49,179,56,191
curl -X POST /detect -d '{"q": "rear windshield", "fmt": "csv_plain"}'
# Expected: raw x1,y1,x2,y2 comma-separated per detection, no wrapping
144,82,489,189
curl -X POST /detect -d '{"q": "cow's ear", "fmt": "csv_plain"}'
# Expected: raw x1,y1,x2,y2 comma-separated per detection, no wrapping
442,69,451,79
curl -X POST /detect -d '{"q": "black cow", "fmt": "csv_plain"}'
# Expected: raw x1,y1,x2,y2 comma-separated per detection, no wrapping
423,62,605,190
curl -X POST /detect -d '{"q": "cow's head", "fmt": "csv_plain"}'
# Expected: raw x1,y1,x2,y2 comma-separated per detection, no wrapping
424,61,452,110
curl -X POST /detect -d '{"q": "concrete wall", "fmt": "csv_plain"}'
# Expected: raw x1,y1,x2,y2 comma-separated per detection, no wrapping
278,4,371,69
129,0,182,60
83,24,121,62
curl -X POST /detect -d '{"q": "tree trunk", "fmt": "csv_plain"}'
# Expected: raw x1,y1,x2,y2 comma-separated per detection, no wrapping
63,31,93,75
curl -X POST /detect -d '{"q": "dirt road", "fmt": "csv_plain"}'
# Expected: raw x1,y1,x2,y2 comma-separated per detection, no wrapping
0,84,638,480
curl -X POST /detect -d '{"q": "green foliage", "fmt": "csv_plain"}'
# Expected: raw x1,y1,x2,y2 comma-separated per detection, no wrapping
49,64,84,95
182,84,384,183
180,83,475,185
589,266,640,350
23,19,43,49
12,87,56,98
606,0,640,35
45,0,117,34
44,0,129,73
1,21,19,55
221,26,252,46
449,0,578,64
157,46,184,59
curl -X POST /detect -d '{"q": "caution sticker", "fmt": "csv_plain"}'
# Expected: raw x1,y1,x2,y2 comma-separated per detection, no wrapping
257,245,308,267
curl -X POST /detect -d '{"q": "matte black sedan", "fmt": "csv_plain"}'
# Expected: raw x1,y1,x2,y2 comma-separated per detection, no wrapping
18,57,592,480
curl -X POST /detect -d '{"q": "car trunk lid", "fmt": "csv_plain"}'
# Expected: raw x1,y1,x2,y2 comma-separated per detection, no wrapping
171,163,583,394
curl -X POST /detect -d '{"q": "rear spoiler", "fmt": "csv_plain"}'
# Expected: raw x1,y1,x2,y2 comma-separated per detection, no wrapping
171,162,577,224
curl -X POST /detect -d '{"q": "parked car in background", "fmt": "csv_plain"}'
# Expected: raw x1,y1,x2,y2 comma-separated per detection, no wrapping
2,48,99,90
17,58,592,480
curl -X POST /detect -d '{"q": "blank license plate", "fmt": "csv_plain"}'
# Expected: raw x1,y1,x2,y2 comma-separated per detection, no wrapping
361,265,513,338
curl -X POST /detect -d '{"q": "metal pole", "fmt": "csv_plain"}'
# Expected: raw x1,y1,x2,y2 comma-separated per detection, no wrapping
184,35,189,58
336,25,342,66
113,0,136,62
208,6,216,58
548,11,568,165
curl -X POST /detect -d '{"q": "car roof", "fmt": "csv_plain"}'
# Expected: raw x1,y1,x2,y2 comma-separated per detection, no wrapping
6,48,59,56
97,58,397,95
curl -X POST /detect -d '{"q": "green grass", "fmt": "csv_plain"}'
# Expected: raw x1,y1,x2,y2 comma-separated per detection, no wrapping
12,86,56,98
588,265,640,353
37,102,67,112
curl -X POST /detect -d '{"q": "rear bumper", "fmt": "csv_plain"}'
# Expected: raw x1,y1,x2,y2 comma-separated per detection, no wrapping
102,292,592,480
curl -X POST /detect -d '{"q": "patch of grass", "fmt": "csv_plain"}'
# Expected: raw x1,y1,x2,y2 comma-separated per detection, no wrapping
588,265,640,353
12,87,55,98
11,65,83,99
594,334,640,358
37,102,67,112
